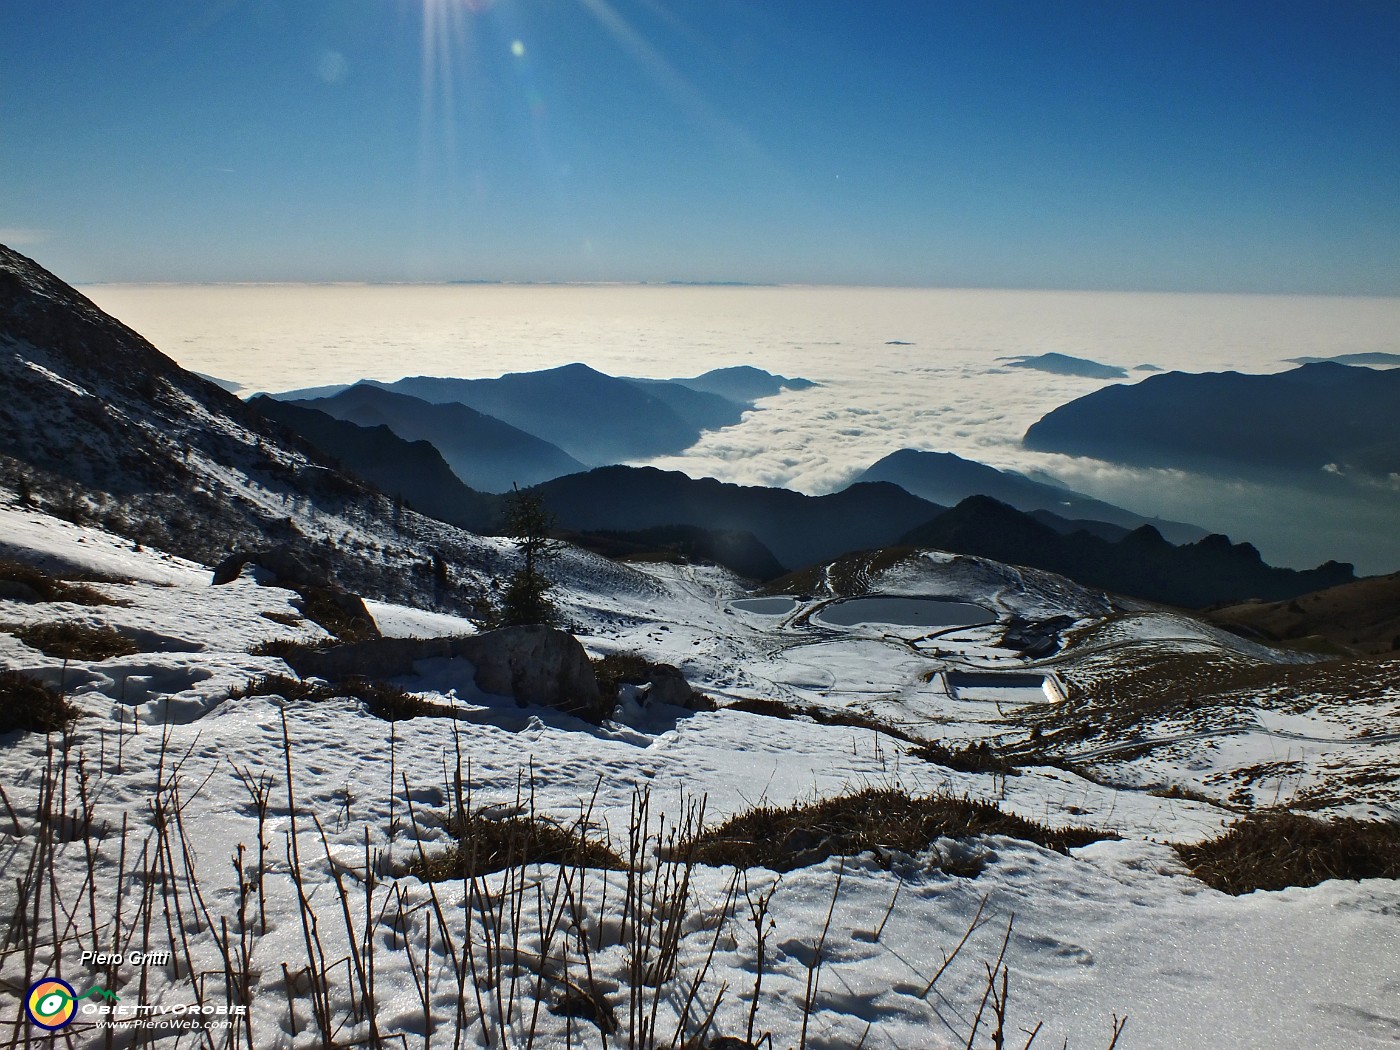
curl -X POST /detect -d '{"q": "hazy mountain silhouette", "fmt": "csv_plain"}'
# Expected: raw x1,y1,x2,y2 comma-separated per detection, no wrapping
250,396,495,530
667,365,816,403
997,353,1127,379
1284,353,1400,368
900,496,1353,607
1024,363,1400,482
529,466,945,571
287,384,583,492
367,364,714,465
619,378,748,432
271,364,814,468
559,524,786,582
856,449,1206,543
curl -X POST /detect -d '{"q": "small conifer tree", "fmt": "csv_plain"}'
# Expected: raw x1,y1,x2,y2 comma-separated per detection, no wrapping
499,486,560,626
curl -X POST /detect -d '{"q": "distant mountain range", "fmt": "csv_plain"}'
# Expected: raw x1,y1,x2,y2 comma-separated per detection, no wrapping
997,353,1127,379
530,467,941,572
251,379,1356,604
0,242,1362,609
271,364,814,469
855,449,1206,544
526,465,1352,606
900,496,1353,609
1284,353,1400,368
283,384,584,492
1023,362,1400,484
250,395,497,530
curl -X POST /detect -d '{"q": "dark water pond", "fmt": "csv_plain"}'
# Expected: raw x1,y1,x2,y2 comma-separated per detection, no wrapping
731,597,800,615
818,597,993,628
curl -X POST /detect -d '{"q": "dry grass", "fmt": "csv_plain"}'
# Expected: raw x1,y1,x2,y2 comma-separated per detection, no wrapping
760,547,919,599
229,672,449,721
1041,650,1400,746
229,673,339,703
10,620,140,661
1176,811,1400,894
725,697,922,745
911,740,1020,776
250,637,331,659
406,812,626,881
1147,783,1221,805
0,559,123,606
292,585,381,643
0,705,1127,1048
0,670,78,733
687,787,1110,873
592,651,652,699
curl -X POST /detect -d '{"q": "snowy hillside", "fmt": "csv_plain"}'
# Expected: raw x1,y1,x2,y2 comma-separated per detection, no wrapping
3,497,1397,1049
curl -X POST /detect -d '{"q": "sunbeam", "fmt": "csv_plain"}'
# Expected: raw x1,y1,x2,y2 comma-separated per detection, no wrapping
573,0,765,164
418,0,474,166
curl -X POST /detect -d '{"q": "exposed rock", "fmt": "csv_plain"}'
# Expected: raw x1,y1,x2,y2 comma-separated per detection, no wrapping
0,580,44,603
212,545,379,642
212,545,327,588
466,625,604,718
637,662,699,709
279,626,606,721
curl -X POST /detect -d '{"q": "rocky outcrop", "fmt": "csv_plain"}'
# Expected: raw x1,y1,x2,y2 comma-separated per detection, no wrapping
212,545,380,643
212,545,327,587
280,626,606,721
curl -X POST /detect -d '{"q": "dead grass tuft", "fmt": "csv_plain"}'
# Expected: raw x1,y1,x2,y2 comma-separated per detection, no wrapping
592,650,652,699
292,585,380,643
912,740,1020,776
0,559,124,606
725,696,921,744
1176,811,1400,894
0,670,79,733
687,787,1109,873
250,637,331,659
11,620,140,661
229,673,449,721
406,812,626,881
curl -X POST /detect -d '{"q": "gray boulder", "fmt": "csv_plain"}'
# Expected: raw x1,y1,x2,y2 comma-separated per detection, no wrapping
279,625,607,722
637,663,700,709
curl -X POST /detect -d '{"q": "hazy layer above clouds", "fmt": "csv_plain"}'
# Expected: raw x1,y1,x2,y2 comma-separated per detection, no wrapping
84,283,1400,574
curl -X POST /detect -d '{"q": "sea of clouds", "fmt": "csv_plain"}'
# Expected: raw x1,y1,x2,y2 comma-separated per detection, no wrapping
86,283,1400,574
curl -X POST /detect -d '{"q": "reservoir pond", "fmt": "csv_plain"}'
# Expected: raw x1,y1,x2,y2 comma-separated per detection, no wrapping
731,597,800,616
817,597,993,628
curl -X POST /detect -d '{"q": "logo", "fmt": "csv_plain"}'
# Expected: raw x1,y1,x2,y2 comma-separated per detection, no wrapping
26,978,77,1031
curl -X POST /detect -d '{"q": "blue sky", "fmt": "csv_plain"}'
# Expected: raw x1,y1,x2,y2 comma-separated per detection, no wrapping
3,0,1399,291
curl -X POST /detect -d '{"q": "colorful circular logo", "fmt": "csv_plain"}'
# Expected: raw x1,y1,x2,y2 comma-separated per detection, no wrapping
26,978,77,1031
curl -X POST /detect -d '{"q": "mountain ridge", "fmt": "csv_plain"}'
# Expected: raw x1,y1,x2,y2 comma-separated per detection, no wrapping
856,448,1207,544
900,495,1353,608
289,383,584,492
1023,362,1400,483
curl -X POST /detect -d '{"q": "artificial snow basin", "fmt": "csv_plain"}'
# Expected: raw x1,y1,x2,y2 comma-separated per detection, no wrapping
731,596,800,615
817,596,995,628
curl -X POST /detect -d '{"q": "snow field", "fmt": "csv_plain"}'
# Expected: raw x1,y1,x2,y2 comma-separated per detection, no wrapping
2,512,1398,1047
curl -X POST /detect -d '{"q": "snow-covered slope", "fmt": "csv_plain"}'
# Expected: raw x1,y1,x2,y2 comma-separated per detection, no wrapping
3,502,1396,1049
0,244,672,618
